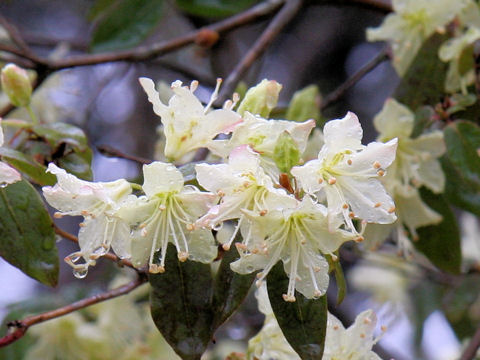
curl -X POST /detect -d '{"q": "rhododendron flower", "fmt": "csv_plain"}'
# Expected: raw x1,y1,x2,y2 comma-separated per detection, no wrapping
195,145,296,251
139,77,241,162
323,310,383,360
291,112,397,235
367,0,471,75
118,162,217,273
42,164,132,277
374,98,445,195
0,120,21,185
208,112,315,160
231,197,355,301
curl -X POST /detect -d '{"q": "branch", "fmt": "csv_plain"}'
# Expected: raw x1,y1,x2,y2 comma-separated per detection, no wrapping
460,325,480,360
54,224,136,270
0,276,146,348
97,144,152,164
0,0,284,71
218,0,303,102
321,47,389,110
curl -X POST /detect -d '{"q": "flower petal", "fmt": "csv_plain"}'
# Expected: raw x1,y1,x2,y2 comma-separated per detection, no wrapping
0,161,21,184
142,162,183,197
323,112,363,153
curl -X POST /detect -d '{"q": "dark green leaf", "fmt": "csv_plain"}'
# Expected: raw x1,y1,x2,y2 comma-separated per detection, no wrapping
411,106,435,139
211,239,255,329
394,33,448,110
91,0,164,52
175,0,259,18
0,180,58,286
88,0,118,20
0,148,55,185
443,275,480,340
31,122,93,181
149,244,213,360
442,120,480,216
267,262,327,360
414,188,461,274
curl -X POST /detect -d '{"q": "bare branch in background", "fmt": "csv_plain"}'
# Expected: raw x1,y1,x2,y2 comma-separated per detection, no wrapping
0,276,146,348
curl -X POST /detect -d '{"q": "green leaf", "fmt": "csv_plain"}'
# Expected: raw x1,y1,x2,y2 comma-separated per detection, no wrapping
267,262,327,360
285,85,321,123
31,122,93,181
90,0,164,53
442,120,480,216
175,0,259,18
0,180,58,286
394,33,448,110
149,244,213,360
211,239,255,329
414,188,461,274
0,147,56,185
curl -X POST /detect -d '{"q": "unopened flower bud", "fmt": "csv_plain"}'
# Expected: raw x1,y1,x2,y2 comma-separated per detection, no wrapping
285,84,322,123
1,63,32,107
273,131,300,174
237,79,282,117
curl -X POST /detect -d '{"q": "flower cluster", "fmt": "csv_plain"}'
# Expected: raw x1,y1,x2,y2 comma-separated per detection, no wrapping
43,79,398,301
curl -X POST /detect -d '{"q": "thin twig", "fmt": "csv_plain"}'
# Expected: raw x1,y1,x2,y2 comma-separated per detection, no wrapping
218,0,303,103
0,16,37,60
0,276,146,347
54,224,136,270
0,0,284,71
97,144,152,164
460,325,480,360
321,47,389,110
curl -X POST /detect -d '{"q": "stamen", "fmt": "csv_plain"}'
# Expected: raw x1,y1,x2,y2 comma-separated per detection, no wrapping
54,212,64,218
374,202,381,208
347,159,353,165
328,177,337,185
373,161,381,169
190,80,199,92
377,169,385,176
388,206,396,213
204,78,222,113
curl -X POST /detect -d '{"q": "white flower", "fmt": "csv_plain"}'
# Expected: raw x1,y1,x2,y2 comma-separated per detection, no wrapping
42,164,132,277
195,145,296,251
231,196,355,301
439,26,480,93
374,98,446,195
139,77,241,162
208,112,315,160
367,0,472,75
291,112,397,235
118,162,218,273
0,119,21,185
323,310,382,360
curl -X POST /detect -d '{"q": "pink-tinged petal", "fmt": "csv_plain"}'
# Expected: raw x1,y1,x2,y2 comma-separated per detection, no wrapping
288,119,316,153
142,162,183,197
195,163,244,194
335,138,398,177
323,112,363,152
0,161,20,184
228,145,262,173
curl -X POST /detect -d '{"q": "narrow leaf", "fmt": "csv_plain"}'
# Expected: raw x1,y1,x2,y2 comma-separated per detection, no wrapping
0,147,56,185
267,262,327,360
149,244,213,360
0,180,58,286
414,188,461,274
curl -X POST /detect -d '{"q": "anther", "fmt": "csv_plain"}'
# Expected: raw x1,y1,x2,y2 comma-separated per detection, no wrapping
328,177,337,185
388,206,396,213
217,190,225,197
186,223,195,231
349,211,355,218
374,202,381,208
149,264,165,274
255,280,263,288
159,205,166,211
81,210,89,216
347,159,352,165
259,210,268,216
381,325,388,332
222,243,231,251
256,272,263,279
342,203,349,209
178,252,189,262
54,212,64,218
360,333,366,338
79,222,86,227
318,178,324,184
235,243,247,251
377,169,385,176
363,318,372,324
355,236,364,243
333,325,339,330
313,290,322,298
373,161,381,169
282,294,296,302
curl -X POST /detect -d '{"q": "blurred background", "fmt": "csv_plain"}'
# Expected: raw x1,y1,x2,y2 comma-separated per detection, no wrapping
0,0,463,359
